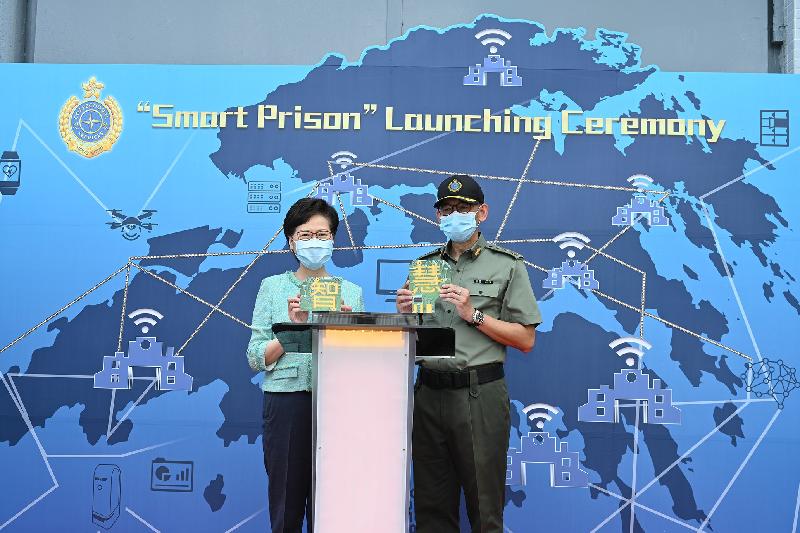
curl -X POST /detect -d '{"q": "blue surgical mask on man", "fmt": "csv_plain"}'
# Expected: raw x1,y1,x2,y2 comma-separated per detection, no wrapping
440,211,478,243
294,238,333,270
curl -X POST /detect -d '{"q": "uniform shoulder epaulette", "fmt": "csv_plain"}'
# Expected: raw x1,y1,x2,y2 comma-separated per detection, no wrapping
484,243,523,260
416,247,442,260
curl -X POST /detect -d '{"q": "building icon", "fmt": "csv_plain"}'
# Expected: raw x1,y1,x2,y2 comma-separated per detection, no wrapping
507,432,589,488
611,195,669,226
313,173,373,206
94,337,193,391
760,109,789,147
543,261,599,290
463,55,522,87
578,368,680,424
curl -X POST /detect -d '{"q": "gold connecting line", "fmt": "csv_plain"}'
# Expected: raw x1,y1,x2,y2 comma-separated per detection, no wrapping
338,152,659,340
333,242,446,251
525,237,669,346
501,239,553,244
335,191,356,249
0,263,130,355
519,239,743,358
369,194,439,226
593,288,752,361
129,250,288,261
348,161,659,193
326,161,357,250
121,244,454,343
498,188,666,339
0,170,743,370
512,237,649,337
500,238,645,275
579,188,669,337
582,243,644,276
350,154,659,343
494,139,543,244
129,263,252,329
0,239,747,363
640,272,647,339
174,223,287,356
585,190,672,264
166,180,326,355
117,263,132,352
134,243,439,263
577,242,646,338
522,259,550,273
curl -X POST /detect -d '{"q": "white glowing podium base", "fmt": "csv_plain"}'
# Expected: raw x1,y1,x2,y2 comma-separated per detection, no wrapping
273,312,453,533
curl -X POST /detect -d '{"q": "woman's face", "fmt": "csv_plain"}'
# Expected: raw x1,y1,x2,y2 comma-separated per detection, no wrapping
289,214,333,252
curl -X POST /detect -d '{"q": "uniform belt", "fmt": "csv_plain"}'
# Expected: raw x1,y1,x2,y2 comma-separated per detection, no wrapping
418,363,504,390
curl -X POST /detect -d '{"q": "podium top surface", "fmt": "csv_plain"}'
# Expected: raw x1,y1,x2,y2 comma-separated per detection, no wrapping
273,312,438,332
272,312,454,357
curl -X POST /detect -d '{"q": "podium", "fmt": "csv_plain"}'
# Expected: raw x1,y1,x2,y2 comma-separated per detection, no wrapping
273,312,454,532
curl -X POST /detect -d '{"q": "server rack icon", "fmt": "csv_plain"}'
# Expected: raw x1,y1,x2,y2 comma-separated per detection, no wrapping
92,464,121,529
247,181,281,213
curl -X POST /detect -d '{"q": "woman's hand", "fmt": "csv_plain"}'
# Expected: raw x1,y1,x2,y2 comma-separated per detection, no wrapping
395,280,413,313
288,294,309,323
264,338,285,366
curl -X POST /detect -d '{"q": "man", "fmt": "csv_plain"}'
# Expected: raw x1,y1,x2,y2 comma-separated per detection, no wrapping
396,174,541,532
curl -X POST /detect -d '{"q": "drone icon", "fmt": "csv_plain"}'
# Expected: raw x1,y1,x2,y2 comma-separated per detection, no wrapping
107,209,158,241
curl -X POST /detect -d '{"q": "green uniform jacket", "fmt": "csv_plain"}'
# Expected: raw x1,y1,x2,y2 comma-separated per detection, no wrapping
417,233,542,370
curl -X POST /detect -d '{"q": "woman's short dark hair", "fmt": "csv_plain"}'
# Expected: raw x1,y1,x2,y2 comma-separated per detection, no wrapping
283,198,339,241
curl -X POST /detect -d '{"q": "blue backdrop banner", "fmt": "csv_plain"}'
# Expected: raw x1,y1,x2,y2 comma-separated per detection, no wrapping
1,14,799,533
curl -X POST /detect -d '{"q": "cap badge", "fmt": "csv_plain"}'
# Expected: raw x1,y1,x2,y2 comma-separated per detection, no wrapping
448,179,462,192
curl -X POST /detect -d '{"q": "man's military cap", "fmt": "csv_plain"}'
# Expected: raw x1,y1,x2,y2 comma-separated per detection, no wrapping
434,174,485,208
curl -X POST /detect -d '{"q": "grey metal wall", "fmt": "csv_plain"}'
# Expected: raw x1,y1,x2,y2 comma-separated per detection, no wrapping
2,0,772,72
0,0,30,62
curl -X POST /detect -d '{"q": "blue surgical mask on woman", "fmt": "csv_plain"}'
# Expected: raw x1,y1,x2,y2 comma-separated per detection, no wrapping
440,211,478,243
294,239,333,270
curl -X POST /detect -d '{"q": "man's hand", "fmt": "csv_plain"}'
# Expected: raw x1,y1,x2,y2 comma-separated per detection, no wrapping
288,294,309,323
396,280,413,313
440,284,474,322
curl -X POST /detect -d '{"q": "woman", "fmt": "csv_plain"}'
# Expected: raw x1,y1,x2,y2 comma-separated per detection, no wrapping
246,198,364,533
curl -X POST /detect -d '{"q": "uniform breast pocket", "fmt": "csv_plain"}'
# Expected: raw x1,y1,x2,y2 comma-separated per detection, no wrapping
467,281,503,316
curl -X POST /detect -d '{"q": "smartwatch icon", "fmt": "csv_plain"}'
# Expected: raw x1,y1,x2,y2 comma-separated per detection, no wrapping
0,151,21,196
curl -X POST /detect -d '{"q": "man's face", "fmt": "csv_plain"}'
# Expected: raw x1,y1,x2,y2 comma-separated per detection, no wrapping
436,199,489,224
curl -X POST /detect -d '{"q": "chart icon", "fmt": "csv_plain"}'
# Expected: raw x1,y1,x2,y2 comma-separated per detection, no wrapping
150,458,194,492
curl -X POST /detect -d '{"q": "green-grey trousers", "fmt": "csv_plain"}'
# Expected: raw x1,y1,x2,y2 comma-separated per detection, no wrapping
412,375,510,533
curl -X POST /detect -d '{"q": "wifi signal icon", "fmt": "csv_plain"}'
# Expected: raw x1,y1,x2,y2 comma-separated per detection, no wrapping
474,28,512,54
609,336,652,367
128,308,164,334
331,150,357,169
627,174,654,192
552,231,591,259
522,403,559,430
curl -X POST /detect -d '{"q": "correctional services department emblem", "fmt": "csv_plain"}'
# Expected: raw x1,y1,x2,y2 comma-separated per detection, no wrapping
59,77,123,158
448,179,462,192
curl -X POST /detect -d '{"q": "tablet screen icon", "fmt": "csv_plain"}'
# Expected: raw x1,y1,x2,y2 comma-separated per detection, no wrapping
150,458,194,492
